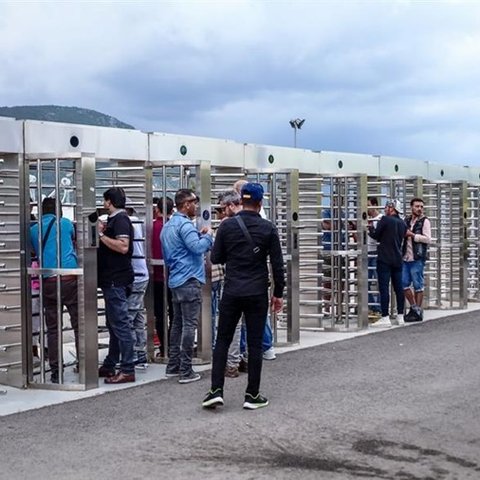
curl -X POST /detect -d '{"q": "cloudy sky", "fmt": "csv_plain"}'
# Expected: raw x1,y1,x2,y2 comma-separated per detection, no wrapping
1,0,480,165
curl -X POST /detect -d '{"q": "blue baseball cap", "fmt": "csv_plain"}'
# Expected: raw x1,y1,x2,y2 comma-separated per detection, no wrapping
241,182,264,202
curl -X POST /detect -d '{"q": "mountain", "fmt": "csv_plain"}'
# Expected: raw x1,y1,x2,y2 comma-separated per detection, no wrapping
0,105,135,130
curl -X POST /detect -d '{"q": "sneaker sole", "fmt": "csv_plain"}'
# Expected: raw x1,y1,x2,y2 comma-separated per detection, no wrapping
243,400,269,410
165,372,180,377
178,375,201,384
202,397,224,408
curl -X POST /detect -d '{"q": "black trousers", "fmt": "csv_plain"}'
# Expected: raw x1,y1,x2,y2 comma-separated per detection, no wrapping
43,277,79,373
211,292,268,395
153,280,173,356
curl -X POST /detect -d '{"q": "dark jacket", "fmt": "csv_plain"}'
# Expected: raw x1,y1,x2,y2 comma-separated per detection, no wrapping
402,215,429,261
368,214,406,267
211,210,285,298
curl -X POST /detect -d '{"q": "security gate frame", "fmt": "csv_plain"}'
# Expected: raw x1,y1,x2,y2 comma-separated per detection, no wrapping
245,169,300,345
298,173,368,331
23,153,98,390
423,180,468,310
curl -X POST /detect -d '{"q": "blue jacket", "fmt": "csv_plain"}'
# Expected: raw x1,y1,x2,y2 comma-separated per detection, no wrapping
30,214,78,275
160,212,213,288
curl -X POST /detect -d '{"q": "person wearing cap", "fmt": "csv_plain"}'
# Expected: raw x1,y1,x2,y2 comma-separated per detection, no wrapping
402,198,431,322
97,187,136,383
125,199,149,369
202,182,284,410
160,189,213,384
233,179,277,362
368,199,407,327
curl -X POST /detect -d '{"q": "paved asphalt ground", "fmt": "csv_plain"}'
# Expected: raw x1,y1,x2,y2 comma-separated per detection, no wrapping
1,313,480,480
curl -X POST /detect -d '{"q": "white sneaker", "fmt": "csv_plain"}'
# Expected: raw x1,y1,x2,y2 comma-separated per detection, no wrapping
372,316,392,327
263,347,276,361
396,314,405,326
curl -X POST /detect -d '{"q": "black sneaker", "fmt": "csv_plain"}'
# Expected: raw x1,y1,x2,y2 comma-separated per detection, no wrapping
243,393,269,410
405,306,423,323
165,366,180,378
202,388,224,408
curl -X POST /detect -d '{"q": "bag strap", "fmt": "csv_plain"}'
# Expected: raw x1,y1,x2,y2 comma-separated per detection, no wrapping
42,217,56,254
235,215,260,254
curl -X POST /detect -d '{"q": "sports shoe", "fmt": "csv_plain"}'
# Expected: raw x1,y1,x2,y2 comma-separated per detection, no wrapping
396,314,405,326
225,366,239,378
178,371,201,384
243,392,269,410
202,388,224,408
405,306,423,323
165,366,180,377
263,347,276,361
372,316,392,327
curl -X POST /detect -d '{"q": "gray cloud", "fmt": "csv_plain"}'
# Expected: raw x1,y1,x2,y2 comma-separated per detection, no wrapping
1,1,480,165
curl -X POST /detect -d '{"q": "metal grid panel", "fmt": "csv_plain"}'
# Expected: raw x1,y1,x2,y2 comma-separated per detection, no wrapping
298,174,368,331
423,181,468,309
466,185,480,300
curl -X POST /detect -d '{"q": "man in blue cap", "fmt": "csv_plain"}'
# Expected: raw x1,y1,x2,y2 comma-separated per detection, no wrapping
202,182,285,410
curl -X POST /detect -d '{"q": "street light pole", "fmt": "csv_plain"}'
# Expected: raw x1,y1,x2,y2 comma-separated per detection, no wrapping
289,118,305,148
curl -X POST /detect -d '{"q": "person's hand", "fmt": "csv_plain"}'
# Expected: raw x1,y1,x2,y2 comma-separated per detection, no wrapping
97,220,106,234
270,296,283,313
406,229,415,238
200,226,213,236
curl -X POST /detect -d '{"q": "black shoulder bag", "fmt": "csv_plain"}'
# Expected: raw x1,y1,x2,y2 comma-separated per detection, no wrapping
235,215,260,254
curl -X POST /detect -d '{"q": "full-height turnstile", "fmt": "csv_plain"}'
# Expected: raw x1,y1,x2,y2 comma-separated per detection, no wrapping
0,154,26,388
423,181,468,309
466,184,480,301
366,176,423,315
298,174,368,331
23,153,97,390
245,170,300,345
148,161,212,362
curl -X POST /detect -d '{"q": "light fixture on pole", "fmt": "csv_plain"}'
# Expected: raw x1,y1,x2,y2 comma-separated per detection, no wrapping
289,118,305,148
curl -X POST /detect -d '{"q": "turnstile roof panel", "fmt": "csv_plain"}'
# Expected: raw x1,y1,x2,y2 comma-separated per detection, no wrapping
149,131,244,166
0,117,23,154
427,162,470,181
379,155,429,177
24,120,149,160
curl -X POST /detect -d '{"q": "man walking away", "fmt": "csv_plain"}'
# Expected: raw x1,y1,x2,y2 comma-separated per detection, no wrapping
403,198,431,322
202,183,284,410
30,198,79,384
161,189,213,384
368,199,406,328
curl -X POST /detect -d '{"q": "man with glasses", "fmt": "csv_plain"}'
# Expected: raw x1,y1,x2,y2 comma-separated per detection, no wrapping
402,198,431,322
161,189,213,383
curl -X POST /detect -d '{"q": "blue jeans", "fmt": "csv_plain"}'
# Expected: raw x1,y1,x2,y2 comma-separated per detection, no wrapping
102,285,135,375
376,260,404,317
240,315,273,354
211,280,223,348
402,260,426,292
368,255,381,313
127,279,149,362
167,278,202,376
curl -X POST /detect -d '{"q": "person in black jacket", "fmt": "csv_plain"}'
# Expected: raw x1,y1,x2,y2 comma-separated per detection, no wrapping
202,183,284,410
368,199,406,327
